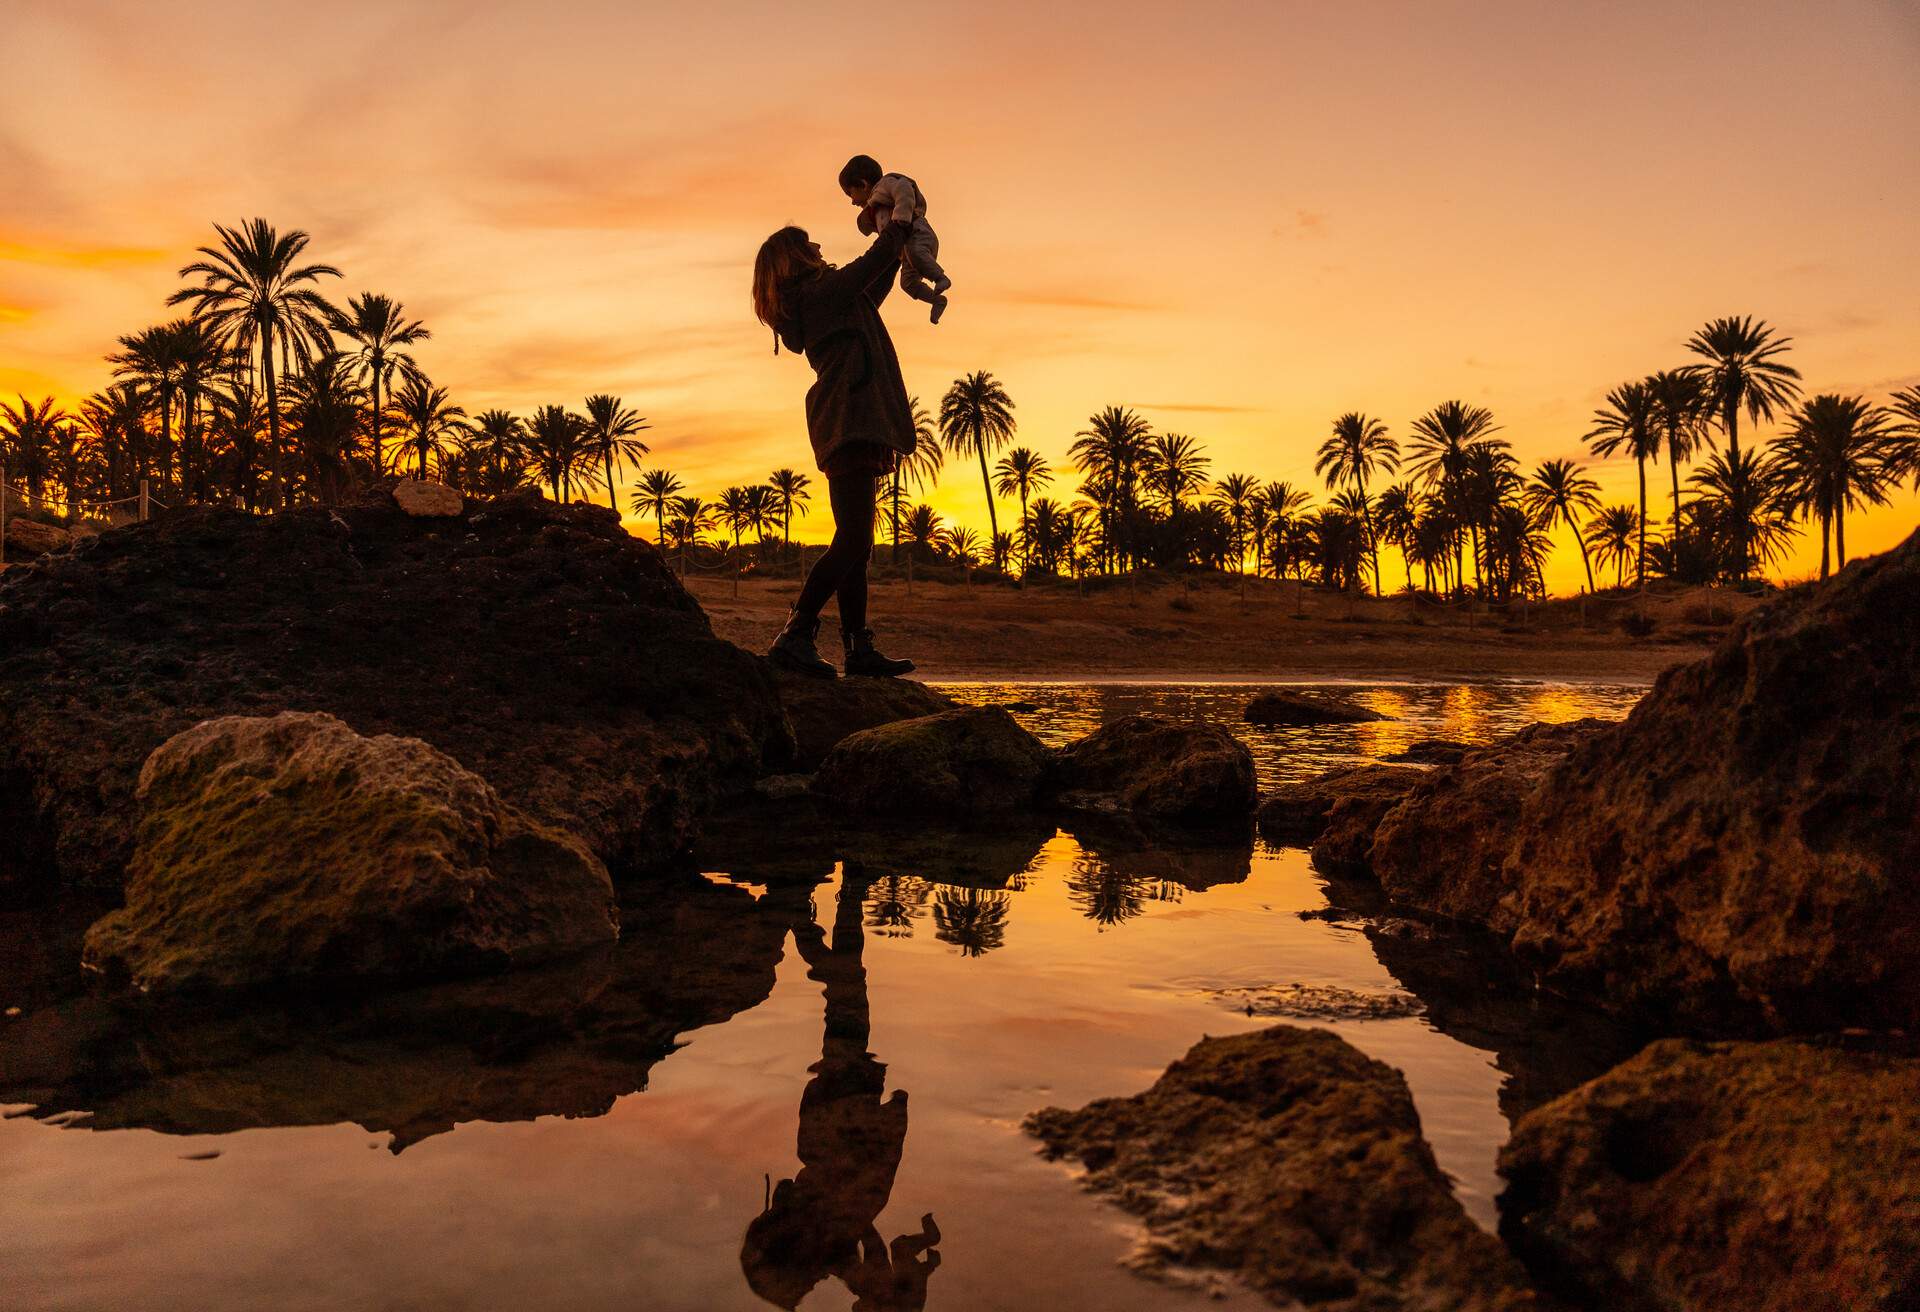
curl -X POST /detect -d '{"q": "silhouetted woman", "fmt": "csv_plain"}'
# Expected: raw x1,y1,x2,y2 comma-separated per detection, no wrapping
753,222,918,678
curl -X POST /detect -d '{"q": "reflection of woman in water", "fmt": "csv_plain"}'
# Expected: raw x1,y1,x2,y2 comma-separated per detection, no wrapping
742,874,941,1311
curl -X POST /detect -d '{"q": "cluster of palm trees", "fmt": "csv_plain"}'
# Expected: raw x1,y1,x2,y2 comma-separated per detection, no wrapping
0,219,653,518
5,217,1915,598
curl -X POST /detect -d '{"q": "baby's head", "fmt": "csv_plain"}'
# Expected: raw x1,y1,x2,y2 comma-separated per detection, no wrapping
838,154,883,207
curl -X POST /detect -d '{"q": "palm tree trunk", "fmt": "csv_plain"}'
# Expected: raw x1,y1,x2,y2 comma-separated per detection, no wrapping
369,351,384,477
1571,521,1596,594
1725,401,1745,579
1019,488,1030,572
1635,457,1647,591
262,323,285,510
1836,506,1846,572
890,473,902,566
604,452,619,514
975,445,999,545
1818,507,1830,580
1668,434,1683,533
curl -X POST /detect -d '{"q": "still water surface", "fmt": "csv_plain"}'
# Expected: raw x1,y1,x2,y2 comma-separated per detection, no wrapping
0,680,1643,1312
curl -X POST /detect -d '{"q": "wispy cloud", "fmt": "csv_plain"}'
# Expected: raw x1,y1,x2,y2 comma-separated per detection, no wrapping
1136,401,1264,414
0,238,170,270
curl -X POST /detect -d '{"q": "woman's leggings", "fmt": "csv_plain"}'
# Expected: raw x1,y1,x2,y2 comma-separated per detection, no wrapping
794,473,877,633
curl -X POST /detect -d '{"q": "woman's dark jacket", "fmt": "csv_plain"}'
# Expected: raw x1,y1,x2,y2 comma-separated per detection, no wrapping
775,224,918,474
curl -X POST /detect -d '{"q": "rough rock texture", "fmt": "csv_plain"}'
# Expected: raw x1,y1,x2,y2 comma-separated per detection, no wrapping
391,479,463,517
772,670,954,770
1244,689,1392,726
6,873,797,1149
1026,1027,1548,1311
1385,738,1474,765
812,707,1051,817
1052,714,1256,823
1499,1038,1920,1312
1256,764,1426,848
1363,720,1608,922
82,713,617,994
1496,532,1920,1032
2,515,72,557
0,490,788,892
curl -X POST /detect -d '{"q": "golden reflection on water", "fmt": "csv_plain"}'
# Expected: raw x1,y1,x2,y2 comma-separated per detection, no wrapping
937,679,1645,787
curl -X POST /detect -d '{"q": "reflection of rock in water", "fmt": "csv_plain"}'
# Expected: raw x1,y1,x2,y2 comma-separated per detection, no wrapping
1199,983,1422,1022
742,877,941,1311
1361,917,1642,1124
0,875,793,1150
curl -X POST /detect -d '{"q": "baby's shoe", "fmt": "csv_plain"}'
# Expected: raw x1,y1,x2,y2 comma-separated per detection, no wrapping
930,294,948,324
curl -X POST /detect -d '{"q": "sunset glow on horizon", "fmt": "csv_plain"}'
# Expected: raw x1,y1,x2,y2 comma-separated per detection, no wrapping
4,0,1916,591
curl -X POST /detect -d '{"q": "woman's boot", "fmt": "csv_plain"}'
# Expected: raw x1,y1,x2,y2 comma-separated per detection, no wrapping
842,627,915,677
769,608,836,679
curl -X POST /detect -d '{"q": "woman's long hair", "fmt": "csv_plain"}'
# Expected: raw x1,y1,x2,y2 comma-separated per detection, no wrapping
753,226,823,330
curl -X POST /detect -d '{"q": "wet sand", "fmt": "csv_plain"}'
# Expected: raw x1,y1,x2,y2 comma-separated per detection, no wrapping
689,569,1758,683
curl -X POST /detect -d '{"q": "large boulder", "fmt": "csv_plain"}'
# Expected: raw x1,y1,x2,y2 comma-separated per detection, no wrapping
812,707,1051,817
1244,688,1392,726
1257,763,1426,848
391,478,463,517
1052,714,1256,823
0,490,788,892
1495,532,1920,1032
772,670,954,770
2,515,72,557
1026,1026,1548,1310
1364,720,1609,921
1499,1038,1920,1312
82,713,617,994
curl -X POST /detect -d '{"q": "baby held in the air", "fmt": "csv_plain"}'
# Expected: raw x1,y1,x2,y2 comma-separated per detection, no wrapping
839,153,950,324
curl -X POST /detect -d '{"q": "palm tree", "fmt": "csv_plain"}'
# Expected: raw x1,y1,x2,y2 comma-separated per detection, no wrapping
1644,368,1706,531
1372,482,1419,592
940,524,981,584
939,371,1017,558
462,410,529,496
1483,502,1552,601
581,394,650,515
718,485,759,595
107,322,190,489
890,397,943,564
1211,473,1258,575
1523,459,1603,593
0,395,67,511
1142,433,1211,517
932,886,1010,957
79,384,146,500
1315,412,1399,594
1889,386,1920,490
1586,380,1660,590
332,292,429,476
523,405,590,500
993,446,1052,570
1588,505,1640,588
1685,316,1803,578
1690,448,1797,579
668,495,713,577
1768,395,1895,577
1408,401,1500,594
386,375,467,480
1070,406,1153,572
631,467,684,548
282,352,361,503
168,219,342,508
766,467,812,557
904,503,943,554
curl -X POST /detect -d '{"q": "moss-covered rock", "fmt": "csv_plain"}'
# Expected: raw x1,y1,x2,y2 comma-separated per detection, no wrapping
82,712,617,994
1052,714,1256,824
772,670,955,770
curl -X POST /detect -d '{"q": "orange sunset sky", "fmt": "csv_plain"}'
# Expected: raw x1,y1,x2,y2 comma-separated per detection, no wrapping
3,0,1916,592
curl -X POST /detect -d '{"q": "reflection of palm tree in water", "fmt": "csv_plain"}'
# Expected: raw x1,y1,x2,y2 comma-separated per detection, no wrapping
931,886,1010,957
742,873,943,1311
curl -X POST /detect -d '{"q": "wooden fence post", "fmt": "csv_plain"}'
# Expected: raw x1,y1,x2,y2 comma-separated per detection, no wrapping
139,479,150,523
1,459,8,567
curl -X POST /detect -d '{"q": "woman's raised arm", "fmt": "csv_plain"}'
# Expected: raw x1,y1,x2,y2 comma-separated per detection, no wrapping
810,223,908,312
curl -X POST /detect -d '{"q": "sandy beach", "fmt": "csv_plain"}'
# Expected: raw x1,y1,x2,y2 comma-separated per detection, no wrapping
689,566,1761,683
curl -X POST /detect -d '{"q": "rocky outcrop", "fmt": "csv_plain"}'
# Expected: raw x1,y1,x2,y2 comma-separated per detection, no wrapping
1256,764,1426,848
391,479,463,517
812,707,1051,817
82,713,617,994
1244,689,1392,726
1,515,73,557
1499,1038,1920,1312
0,490,788,892
772,670,954,770
1027,1026,1548,1310
1364,720,1608,922
1495,533,1920,1033
1052,714,1256,823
